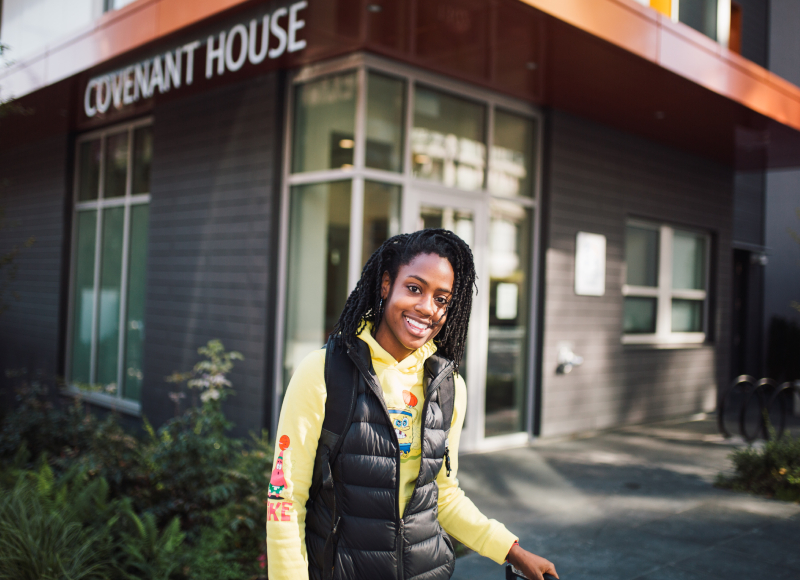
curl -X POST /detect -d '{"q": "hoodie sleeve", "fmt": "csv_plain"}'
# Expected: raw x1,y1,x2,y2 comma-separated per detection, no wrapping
436,374,518,564
266,348,327,580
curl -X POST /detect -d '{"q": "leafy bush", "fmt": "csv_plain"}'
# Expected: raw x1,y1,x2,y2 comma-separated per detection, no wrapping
716,427,800,502
0,340,273,579
0,462,118,580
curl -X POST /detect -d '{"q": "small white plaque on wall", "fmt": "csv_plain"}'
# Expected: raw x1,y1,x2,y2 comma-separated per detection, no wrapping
574,232,606,296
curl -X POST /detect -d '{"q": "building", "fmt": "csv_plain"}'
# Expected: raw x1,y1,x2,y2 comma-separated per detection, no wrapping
1,0,799,450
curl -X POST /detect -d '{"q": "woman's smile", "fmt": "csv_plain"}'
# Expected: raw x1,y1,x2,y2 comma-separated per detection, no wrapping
374,252,454,362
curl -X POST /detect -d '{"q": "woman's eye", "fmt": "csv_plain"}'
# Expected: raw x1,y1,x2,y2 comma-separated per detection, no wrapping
407,285,420,294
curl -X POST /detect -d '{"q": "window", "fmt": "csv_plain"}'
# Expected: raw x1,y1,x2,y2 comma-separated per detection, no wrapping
623,221,709,344
68,120,151,409
283,70,404,383
279,56,541,446
104,0,138,13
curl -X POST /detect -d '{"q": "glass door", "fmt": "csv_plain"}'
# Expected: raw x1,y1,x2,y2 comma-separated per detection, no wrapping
403,188,487,450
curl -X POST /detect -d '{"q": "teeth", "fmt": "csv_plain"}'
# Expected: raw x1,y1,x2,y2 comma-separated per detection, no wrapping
405,316,428,332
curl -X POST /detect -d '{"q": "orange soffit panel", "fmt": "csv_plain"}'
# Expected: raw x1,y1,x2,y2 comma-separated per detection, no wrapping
650,0,671,17
519,0,800,134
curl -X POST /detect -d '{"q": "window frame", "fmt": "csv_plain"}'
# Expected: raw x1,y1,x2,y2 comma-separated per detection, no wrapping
622,218,711,345
64,116,152,415
273,53,544,446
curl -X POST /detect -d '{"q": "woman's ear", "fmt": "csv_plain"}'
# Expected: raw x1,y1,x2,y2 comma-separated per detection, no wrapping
381,271,391,299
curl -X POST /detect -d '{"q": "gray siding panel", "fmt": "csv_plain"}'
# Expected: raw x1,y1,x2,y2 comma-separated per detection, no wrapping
737,0,769,67
141,73,280,436
733,171,765,247
0,135,68,388
540,111,732,437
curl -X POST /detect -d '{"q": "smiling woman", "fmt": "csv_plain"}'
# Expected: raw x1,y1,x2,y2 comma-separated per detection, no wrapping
267,229,558,580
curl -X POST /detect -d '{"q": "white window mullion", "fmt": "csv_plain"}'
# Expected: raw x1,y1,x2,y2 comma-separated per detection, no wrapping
88,135,106,386
115,127,134,400
348,177,365,293
656,225,673,340
354,66,367,171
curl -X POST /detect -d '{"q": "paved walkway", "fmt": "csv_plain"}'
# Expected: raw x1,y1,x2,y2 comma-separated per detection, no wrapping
452,415,800,580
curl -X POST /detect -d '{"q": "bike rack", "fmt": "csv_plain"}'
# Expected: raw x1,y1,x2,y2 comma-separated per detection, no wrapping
718,376,799,441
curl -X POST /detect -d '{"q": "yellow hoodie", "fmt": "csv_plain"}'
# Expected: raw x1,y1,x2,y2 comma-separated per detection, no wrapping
266,324,518,580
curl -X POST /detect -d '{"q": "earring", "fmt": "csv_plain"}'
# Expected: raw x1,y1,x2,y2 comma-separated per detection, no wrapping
379,298,384,313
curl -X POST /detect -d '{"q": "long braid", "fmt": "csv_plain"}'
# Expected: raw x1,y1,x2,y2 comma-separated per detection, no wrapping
331,229,477,371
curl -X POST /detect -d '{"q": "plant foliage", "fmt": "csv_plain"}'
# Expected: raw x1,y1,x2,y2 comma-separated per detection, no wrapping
716,424,800,502
0,340,272,579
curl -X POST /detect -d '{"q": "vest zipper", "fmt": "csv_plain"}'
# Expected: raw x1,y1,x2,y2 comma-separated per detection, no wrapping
349,351,453,580
349,354,403,522
397,518,405,580
403,359,455,516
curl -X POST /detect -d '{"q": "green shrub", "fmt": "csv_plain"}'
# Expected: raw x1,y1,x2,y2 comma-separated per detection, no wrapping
716,428,800,502
0,462,118,580
0,340,272,579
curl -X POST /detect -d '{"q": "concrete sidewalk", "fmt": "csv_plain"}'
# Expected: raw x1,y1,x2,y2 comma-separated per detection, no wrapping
452,416,800,580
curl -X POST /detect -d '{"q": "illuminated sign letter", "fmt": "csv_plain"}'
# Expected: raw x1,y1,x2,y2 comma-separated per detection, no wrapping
288,1,307,53
225,24,248,72
206,32,226,79
164,49,182,91
249,16,269,65
96,76,112,113
84,79,98,117
269,7,288,58
182,41,200,85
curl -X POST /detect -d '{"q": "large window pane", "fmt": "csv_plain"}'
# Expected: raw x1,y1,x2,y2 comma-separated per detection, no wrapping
489,110,536,198
485,200,532,436
362,181,401,265
679,0,717,40
78,139,101,201
412,86,486,191
104,131,129,198
672,299,703,332
366,73,405,173
95,207,125,388
70,210,97,384
292,73,357,173
626,226,659,287
123,205,149,402
672,230,706,290
418,206,474,247
284,181,352,383
132,126,153,195
624,297,657,334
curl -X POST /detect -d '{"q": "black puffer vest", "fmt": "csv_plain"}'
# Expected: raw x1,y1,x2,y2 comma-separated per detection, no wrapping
305,337,456,580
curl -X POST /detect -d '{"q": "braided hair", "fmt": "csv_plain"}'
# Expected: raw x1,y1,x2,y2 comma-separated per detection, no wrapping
331,229,477,371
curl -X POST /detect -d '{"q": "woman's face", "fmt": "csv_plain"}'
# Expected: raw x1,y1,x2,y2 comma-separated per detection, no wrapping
374,252,454,362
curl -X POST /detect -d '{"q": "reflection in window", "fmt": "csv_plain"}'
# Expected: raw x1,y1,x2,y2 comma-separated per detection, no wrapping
626,225,659,287
418,206,474,248
292,73,357,173
284,181,352,383
363,181,401,264
485,199,531,437
623,221,709,340
679,0,718,41
104,131,129,198
672,230,706,290
69,123,151,402
412,86,485,191
489,110,536,198
78,140,101,202
366,73,405,173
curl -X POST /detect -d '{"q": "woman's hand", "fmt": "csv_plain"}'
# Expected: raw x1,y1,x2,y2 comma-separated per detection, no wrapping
507,543,558,580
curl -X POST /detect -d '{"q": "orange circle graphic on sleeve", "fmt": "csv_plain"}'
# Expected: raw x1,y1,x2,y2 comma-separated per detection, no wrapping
279,435,290,450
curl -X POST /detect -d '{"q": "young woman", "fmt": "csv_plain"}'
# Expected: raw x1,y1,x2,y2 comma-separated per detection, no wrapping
267,229,558,580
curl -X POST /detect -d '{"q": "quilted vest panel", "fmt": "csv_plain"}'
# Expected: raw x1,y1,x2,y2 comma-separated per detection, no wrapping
305,339,455,580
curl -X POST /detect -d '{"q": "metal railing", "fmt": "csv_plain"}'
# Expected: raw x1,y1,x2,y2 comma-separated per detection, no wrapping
717,375,800,441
